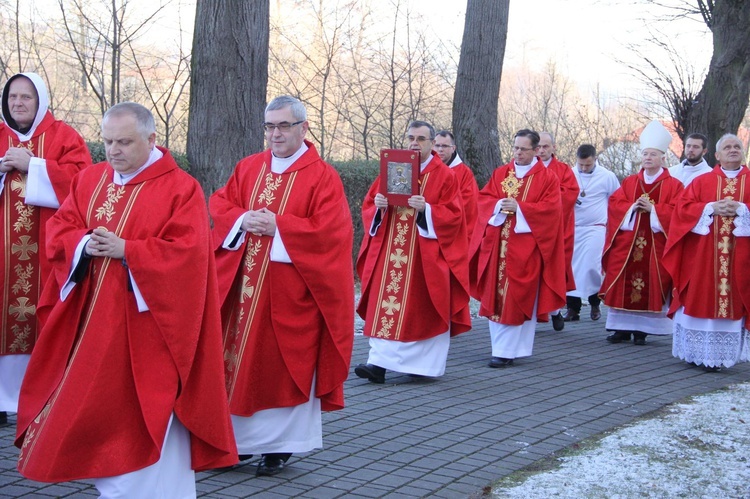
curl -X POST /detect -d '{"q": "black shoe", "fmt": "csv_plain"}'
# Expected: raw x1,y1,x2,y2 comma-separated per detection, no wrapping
0,411,6,426
703,365,722,372
238,454,253,462
563,309,580,322
606,330,632,343
632,332,647,345
590,305,601,321
552,312,565,331
354,363,385,384
488,357,514,368
256,453,291,477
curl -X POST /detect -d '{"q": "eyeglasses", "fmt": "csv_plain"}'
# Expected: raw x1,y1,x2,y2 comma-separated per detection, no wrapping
434,144,455,150
512,146,536,152
263,121,304,132
406,135,431,143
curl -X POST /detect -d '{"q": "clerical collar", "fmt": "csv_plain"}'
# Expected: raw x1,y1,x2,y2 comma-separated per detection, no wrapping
721,166,742,178
271,142,309,173
513,160,535,178
114,147,163,185
420,155,431,172
643,169,661,184
542,157,552,167
446,151,458,167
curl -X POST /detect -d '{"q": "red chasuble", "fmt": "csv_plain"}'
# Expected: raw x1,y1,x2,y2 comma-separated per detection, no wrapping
599,168,683,312
663,166,750,320
357,153,471,342
451,162,479,245
211,140,354,415
0,112,90,356
469,160,566,325
15,148,237,481
546,156,580,291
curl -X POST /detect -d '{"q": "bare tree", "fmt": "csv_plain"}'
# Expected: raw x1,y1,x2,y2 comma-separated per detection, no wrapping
452,0,509,183
636,0,750,163
687,0,750,163
187,0,269,195
126,8,191,150
57,0,168,115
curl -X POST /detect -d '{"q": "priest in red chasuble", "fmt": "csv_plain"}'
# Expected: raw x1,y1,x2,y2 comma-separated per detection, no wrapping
211,96,354,477
0,72,91,427
664,133,750,371
538,132,580,331
355,120,471,384
599,120,683,345
15,103,237,495
470,129,566,368
434,129,479,245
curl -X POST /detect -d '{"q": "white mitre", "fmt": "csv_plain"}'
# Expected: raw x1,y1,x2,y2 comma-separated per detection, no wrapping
639,120,672,153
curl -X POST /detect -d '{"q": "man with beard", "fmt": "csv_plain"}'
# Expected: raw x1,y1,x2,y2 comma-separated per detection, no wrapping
669,133,712,187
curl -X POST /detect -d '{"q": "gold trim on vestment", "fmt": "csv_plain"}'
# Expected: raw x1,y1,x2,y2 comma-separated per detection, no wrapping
19,176,145,472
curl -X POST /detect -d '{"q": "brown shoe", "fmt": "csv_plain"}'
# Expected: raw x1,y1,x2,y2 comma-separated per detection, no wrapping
590,305,601,321
564,309,580,322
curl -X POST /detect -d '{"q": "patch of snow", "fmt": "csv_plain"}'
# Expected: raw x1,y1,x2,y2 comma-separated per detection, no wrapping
493,382,750,498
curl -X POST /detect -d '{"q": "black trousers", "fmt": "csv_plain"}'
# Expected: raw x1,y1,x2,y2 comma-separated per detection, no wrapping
566,294,600,313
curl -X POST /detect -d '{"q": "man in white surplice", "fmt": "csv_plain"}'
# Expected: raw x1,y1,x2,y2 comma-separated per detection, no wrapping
669,132,713,187
564,144,619,322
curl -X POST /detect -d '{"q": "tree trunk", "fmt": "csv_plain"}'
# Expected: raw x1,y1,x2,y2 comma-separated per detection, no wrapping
452,0,509,185
687,0,750,164
187,0,269,196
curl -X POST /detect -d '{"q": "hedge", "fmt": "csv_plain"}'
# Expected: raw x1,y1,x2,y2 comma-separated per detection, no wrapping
85,142,376,268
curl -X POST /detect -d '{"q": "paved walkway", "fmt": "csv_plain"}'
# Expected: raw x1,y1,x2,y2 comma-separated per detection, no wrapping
2,309,749,497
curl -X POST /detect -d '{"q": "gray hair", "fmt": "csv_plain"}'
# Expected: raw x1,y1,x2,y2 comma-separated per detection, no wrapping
266,95,307,121
102,102,156,139
540,131,555,144
407,120,435,140
716,133,741,151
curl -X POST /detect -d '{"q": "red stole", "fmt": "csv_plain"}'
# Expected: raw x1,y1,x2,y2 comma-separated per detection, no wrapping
600,169,683,311
470,160,566,324
665,167,749,320
546,156,579,291
18,172,147,475
365,177,431,340
223,163,298,400
1,136,44,354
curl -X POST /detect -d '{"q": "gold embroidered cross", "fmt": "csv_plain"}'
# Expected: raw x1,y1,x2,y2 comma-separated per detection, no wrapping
10,176,26,196
396,206,414,221
718,236,731,254
719,278,730,296
381,296,401,315
240,276,255,303
224,345,239,372
390,249,408,268
9,297,35,321
11,236,38,260
500,240,509,258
